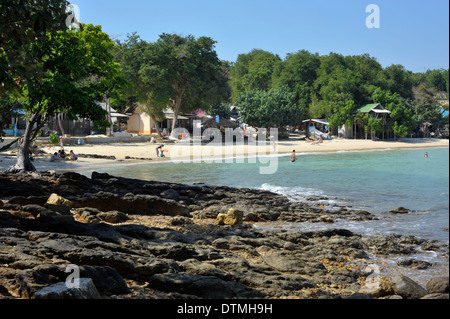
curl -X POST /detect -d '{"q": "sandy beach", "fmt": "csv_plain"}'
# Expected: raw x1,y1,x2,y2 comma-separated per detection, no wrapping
0,136,448,172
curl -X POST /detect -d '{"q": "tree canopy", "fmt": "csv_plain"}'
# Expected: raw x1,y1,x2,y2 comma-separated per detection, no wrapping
4,24,122,173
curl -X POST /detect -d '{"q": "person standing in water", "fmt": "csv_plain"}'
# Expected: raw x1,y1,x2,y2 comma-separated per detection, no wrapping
291,150,297,162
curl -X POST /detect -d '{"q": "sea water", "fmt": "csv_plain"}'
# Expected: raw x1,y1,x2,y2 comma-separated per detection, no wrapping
80,147,449,243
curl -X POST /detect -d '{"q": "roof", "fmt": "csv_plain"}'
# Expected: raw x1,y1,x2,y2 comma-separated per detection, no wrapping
202,117,236,128
355,103,391,114
302,119,330,125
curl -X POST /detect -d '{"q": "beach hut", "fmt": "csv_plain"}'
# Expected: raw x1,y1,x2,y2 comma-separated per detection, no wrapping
353,103,391,139
302,119,332,139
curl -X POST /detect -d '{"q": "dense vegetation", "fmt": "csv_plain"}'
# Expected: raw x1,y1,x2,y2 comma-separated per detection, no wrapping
230,49,449,137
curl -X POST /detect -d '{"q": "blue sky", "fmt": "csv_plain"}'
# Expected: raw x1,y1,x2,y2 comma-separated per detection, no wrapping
72,0,449,72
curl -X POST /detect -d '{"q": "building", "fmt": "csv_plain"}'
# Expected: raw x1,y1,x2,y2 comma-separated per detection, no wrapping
351,103,392,139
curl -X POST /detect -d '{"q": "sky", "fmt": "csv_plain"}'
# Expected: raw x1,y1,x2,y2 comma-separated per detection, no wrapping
71,0,449,72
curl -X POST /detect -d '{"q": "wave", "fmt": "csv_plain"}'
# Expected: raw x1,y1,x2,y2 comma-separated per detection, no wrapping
259,183,325,202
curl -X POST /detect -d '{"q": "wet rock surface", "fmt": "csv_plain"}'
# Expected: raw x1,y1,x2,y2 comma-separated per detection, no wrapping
0,171,448,299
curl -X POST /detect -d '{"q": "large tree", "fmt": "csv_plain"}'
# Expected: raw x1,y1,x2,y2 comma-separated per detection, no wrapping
237,85,300,129
230,49,282,102
137,33,228,135
0,0,69,93
5,24,120,173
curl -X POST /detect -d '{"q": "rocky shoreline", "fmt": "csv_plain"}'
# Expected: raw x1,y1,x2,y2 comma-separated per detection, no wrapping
0,171,448,299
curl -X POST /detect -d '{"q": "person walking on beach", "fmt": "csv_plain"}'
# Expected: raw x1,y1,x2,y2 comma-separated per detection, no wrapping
291,150,297,162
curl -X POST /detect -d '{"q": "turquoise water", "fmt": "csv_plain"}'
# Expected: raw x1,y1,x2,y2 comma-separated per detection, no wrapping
80,147,449,243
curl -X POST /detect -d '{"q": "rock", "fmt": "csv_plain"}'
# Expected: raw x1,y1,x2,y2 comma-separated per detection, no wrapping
319,215,335,224
7,196,48,206
389,207,410,214
75,192,190,217
345,293,372,299
33,278,101,299
74,209,121,224
97,211,130,224
45,194,74,216
217,208,244,226
426,277,449,294
46,194,74,208
160,189,180,201
261,252,326,276
397,259,433,270
147,273,256,298
421,293,449,299
91,172,112,179
79,266,130,296
22,205,54,218
358,275,394,298
391,275,428,299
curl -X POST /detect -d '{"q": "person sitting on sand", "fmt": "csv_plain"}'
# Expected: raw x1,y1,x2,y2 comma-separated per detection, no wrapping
291,150,297,162
312,137,323,145
58,148,66,159
69,150,78,161
50,152,59,162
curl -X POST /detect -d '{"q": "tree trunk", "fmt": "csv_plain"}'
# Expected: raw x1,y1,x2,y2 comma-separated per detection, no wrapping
170,85,186,138
57,113,65,136
4,113,39,173
150,114,163,137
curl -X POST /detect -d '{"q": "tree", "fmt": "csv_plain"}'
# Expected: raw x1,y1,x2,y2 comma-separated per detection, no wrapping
5,24,120,173
0,0,69,93
372,88,413,138
273,50,320,119
230,49,282,101
382,64,414,100
237,86,299,128
138,33,228,135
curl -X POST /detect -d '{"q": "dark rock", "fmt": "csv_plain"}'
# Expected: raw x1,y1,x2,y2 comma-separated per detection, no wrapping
91,172,112,180
397,259,433,270
345,293,372,299
160,189,180,201
391,275,428,299
79,265,130,295
74,192,190,217
147,273,258,298
426,277,449,294
389,207,411,214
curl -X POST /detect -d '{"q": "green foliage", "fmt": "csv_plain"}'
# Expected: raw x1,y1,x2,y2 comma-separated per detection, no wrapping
372,88,413,137
48,133,59,145
120,33,229,131
0,0,69,93
230,49,282,101
92,119,111,135
207,103,232,119
24,24,119,122
237,86,300,128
